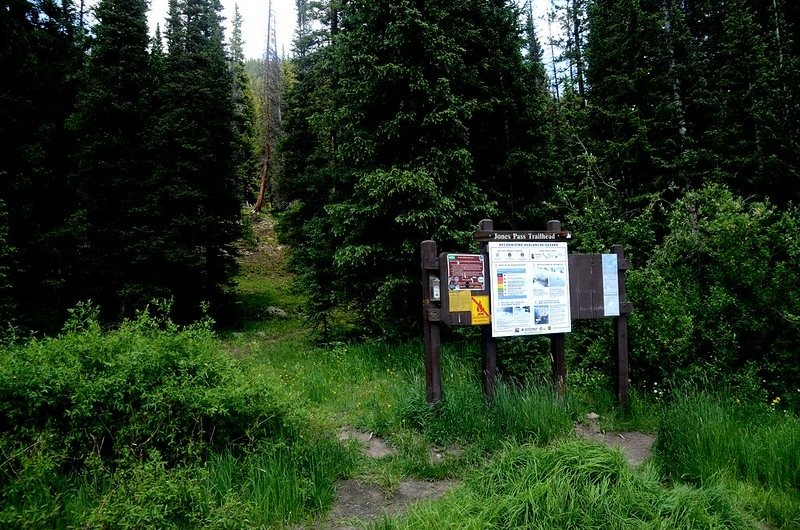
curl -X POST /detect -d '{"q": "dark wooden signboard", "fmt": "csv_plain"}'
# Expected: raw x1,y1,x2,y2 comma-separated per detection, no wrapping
568,254,634,319
421,219,633,406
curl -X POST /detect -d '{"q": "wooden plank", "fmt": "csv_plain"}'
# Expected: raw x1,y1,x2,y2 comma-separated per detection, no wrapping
591,254,604,317
551,333,566,397
577,254,594,319
568,254,580,320
547,221,567,397
422,252,439,270
612,244,629,407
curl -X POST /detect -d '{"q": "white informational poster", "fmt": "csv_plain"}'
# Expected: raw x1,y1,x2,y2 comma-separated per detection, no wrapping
488,241,572,337
601,253,620,317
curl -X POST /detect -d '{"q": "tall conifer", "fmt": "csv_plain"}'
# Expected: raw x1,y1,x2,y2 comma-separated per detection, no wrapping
279,0,555,335
0,0,83,331
71,0,154,319
154,0,242,321
230,4,260,203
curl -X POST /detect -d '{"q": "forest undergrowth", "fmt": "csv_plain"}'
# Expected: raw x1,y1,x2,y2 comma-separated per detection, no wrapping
0,213,797,529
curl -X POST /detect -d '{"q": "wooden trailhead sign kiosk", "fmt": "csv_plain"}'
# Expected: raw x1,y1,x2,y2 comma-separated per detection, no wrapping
421,219,633,406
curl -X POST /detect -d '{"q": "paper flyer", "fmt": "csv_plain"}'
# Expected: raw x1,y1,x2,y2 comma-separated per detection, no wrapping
488,242,571,337
601,253,620,317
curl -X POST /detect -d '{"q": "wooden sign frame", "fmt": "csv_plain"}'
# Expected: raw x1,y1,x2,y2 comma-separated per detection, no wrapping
421,219,633,406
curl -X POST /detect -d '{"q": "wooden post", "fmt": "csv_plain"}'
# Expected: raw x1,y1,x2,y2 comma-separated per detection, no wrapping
548,220,567,397
478,219,497,399
421,240,442,403
612,244,629,407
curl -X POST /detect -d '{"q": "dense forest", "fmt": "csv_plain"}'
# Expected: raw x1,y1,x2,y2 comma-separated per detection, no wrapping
2,0,800,405
1,0,259,330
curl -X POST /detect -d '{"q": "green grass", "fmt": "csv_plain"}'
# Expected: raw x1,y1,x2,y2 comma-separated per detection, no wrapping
374,440,756,529
4,213,800,528
655,389,800,528
656,390,800,490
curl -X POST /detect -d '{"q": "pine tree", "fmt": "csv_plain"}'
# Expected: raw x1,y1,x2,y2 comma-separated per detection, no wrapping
154,0,242,322
230,4,260,204
524,0,549,94
70,0,154,319
0,0,84,331
584,0,678,200
278,0,556,336
274,0,341,335
459,0,556,228
743,0,800,204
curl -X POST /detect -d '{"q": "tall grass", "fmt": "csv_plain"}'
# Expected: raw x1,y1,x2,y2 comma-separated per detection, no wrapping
656,391,800,490
374,440,754,529
655,390,800,528
1,431,356,528
204,436,356,526
394,370,576,451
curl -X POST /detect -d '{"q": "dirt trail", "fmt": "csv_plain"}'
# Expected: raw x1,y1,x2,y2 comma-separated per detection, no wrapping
243,216,655,527
322,428,459,528
574,413,655,466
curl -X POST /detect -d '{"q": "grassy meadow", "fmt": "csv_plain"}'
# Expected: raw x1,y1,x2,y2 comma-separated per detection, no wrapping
1,213,798,528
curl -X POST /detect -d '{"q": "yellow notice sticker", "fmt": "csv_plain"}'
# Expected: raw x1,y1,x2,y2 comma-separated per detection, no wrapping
471,295,491,325
449,289,471,312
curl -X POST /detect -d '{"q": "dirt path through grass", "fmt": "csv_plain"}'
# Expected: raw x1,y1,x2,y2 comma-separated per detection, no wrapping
323,428,459,528
235,213,658,528
574,413,655,466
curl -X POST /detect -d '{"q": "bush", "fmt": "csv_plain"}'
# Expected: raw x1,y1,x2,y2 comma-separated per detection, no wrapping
628,184,800,407
0,306,292,474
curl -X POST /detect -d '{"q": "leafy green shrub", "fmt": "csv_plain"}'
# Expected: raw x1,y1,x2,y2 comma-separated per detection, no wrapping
0,307,292,473
628,184,800,407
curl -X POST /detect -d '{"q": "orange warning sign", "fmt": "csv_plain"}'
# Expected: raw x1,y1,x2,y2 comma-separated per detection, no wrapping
471,295,491,325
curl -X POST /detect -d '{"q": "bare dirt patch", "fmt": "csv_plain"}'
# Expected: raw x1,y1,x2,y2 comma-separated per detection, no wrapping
324,478,459,528
574,413,655,466
338,428,395,459
314,428,460,527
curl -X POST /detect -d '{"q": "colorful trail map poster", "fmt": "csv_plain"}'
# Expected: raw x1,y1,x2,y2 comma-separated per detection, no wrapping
488,242,571,337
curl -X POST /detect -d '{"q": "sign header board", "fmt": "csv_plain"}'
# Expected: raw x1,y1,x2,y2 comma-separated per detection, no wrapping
473,230,572,242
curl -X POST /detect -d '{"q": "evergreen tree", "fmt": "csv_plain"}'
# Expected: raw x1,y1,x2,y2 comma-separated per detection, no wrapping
278,0,556,335
0,0,84,331
551,0,589,104
70,0,155,319
229,4,260,203
459,0,556,228
745,0,800,204
325,0,486,334
584,0,678,200
154,0,242,321
275,0,341,334
524,0,549,94
703,0,770,196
